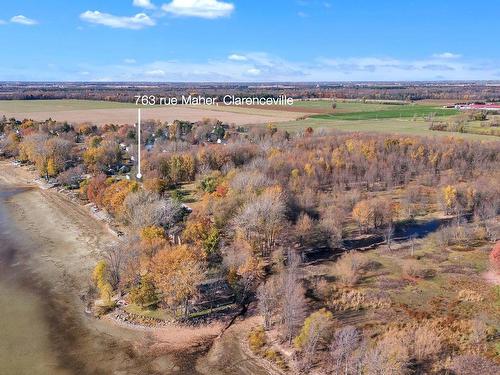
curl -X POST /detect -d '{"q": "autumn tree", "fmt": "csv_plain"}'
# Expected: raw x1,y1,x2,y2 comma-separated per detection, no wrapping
140,225,168,259
57,165,84,187
83,138,121,173
319,206,345,248
183,215,220,258
294,213,314,247
128,274,158,308
151,245,205,318
86,173,109,207
93,260,113,304
352,199,372,233
102,179,138,215
294,308,334,371
442,185,458,215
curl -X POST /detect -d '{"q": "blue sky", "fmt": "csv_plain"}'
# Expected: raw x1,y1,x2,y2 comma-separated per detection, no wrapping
1,0,499,82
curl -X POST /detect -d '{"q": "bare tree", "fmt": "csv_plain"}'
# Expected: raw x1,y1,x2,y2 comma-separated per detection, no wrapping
383,221,395,251
104,236,141,291
329,326,360,375
122,190,182,229
278,250,307,344
232,190,286,257
257,277,279,330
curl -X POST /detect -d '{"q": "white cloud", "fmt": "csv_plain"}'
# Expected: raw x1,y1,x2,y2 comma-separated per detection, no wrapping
0,20,6,25
297,11,308,18
6,52,497,82
10,15,38,25
145,69,166,77
80,11,155,29
162,0,234,19
124,58,137,64
228,54,247,61
433,52,462,59
133,0,156,9
246,68,261,76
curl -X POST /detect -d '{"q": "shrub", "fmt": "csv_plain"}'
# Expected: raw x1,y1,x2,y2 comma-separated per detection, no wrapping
413,323,442,362
294,308,333,350
457,289,484,303
248,326,267,354
264,349,288,370
333,251,368,286
128,274,158,308
329,289,391,311
402,260,436,280
449,354,500,375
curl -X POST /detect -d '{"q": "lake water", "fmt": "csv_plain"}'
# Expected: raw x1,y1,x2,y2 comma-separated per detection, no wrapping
0,185,268,375
0,187,69,375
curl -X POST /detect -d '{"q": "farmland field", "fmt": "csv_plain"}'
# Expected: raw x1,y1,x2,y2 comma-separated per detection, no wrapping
1,99,496,140
274,117,500,140
0,99,304,126
311,105,458,120
292,100,402,113
0,99,135,112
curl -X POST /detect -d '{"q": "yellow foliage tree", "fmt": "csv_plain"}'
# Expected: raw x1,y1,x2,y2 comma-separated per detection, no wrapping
352,200,373,232
93,260,113,304
46,158,57,177
102,180,138,215
294,308,334,356
151,245,205,317
443,185,457,215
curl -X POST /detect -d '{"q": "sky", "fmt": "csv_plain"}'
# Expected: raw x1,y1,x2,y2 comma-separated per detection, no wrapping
1,0,499,82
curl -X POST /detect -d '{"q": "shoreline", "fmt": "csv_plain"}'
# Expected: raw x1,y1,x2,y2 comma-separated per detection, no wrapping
0,159,271,374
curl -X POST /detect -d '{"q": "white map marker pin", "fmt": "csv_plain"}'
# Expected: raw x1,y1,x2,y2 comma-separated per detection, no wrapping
136,108,142,179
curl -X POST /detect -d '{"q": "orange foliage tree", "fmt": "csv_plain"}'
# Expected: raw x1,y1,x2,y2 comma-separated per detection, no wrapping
151,245,205,317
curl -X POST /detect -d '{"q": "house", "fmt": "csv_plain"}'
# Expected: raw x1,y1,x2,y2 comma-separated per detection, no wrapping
455,103,500,111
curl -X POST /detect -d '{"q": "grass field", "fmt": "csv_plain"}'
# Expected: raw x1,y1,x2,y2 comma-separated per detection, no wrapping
311,105,458,120
275,117,500,141
292,100,400,113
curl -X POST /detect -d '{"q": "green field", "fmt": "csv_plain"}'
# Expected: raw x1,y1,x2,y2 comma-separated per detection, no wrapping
311,105,458,120
0,99,135,113
275,100,494,140
292,100,396,112
275,117,500,141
